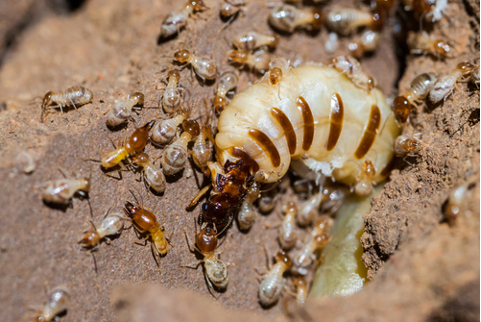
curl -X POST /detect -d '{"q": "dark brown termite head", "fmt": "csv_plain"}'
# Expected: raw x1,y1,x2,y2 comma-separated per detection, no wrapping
213,96,227,113
456,61,474,76
182,119,200,137
132,92,145,106
197,225,218,254
313,233,329,248
393,95,412,124
128,120,155,151
42,91,53,108
79,231,100,248
275,250,292,269
229,50,248,64
124,201,139,218
168,69,181,82
174,49,191,63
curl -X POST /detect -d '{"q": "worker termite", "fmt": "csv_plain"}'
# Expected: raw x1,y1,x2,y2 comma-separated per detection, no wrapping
213,70,239,113
407,31,454,58
191,118,215,177
325,8,382,36
429,62,474,104
258,250,292,306
354,159,376,196
40,86,93,122
159,70,185,114
268,4,322,33
348,29,380,57
183,225,229,290
79,211,125,249
162,119,199,175
151,111,188,145
292,276,308,305
100,120,155,169
392,72,437,124
394,133,422,156
237,182,260,230
173,49,217,81
232,31,278,51
220,0,248,20
42,169,90,205
30,286,70,322
160,0,208,39
259,189,278,213
443,184,468,225
279,201,298,250
331,55,377,92
131,152,167,194
228,49,271,74
266,56,290,87
403,0,449,22
106,92,144,127
297,186,346,226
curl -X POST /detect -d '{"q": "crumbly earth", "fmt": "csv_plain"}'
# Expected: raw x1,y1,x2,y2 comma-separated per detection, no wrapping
0,0,478,321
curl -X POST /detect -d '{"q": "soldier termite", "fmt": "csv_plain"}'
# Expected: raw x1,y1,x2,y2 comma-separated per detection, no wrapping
106,92,144,127
162,119,199,175
183,225,229,290
268,4,323,33
42,169,90,205
237,181,260,230
429,62,474,104
159,70,185,114
160,0,207,39
232,31,278,51
325,8,383,35
213,70,239,113
30,286,70,322
79,210,125,249
173,49,217,81
40,86,93,123
228,49,271,74
331,55,377,92
278,201,298,250
131,152,167,194
394,133,422,156
258,250,292,307
100,120,155,169
392,72,437,124
407,31,454,58
151,110,188,145
348,29,381,57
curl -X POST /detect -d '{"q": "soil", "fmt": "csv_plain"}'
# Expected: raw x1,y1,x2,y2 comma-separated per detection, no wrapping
0,0,478,321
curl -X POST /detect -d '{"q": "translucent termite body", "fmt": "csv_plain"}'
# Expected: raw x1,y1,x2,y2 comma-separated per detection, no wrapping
332,55,377,92
393,72,437,124
325,8,382,35
232,31,279,51
160,0,207,38
228,49,271,74
125,201,169,256
354,159,376,196
213,70,239,113
31,286,70,322
192,122,214,176
394,133,422,156
162,119,199,175
101,120,155,169
161,70,184,114
184,226,229,289
279,201,298,250
106,92,144,127
220,0,248,18
325,32,339,54
293,276,308,305
173,49,217,81
297,186,345,226
258,251,292,306
403,0,448,22
266,57,290,86
259,190,278,213
349,29,380,57
131,152,167,194
237,181,260,230
151,113,187,145
41,86,93,122
429,62,474,104
407,31,454,58
42,176,90,205
79,212,125,248
268,4,322,33
444,184,468,225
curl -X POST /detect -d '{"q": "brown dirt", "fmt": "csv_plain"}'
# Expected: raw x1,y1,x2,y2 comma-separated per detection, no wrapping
0,0,478,321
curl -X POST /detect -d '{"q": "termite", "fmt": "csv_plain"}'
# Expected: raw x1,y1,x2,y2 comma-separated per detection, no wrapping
220,0,248,19
213,70,239,113
325,8,382,35
173,49,217,81
79,211,125,249
443,184,468,225
407,31,454,58
159,70,186,114
106,92,144,127
279,201,298,250
131,152,167,194
160,0,207,39
258,250,292,306
394,133,422,156
183,225,229,290
258,189,278,213
228,49,271,74
42,170,90,205
41,86,93,122
348,29,380,57
30,286,70,322
292,276,308,305
392,72,437,124
266,56,290,87
191,120,215,177
232,31,278,51
331,55,377,92
429,62,474,104
162,119,199,175
354,159,376,196
151,110,188,145
100,120,155,169
297,186,346,226
268,4,323,33
403,0,449,22
237,181,260,230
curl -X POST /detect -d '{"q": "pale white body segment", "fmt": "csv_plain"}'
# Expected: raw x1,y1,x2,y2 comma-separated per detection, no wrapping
42,178,90,204
32,286,70,322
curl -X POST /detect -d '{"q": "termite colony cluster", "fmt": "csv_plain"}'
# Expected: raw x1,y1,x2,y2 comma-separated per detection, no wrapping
30,0,478,319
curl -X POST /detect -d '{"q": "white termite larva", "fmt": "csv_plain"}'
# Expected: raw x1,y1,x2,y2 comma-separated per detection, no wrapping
237,181,260,230
268,4,323,33
232,31,279,51
131,152,167,194
325,8,382,36
42,176,90,205
106,92,144,127
279,201,298,250
331,55,377,92
79,212,125,248
228,49,271,74
173,49,217,81
151,112,187,145
325,32,339,55
160,0,207,39
429,62,474,104
258,250,292,306
41,86,93,122
31,286,70,322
